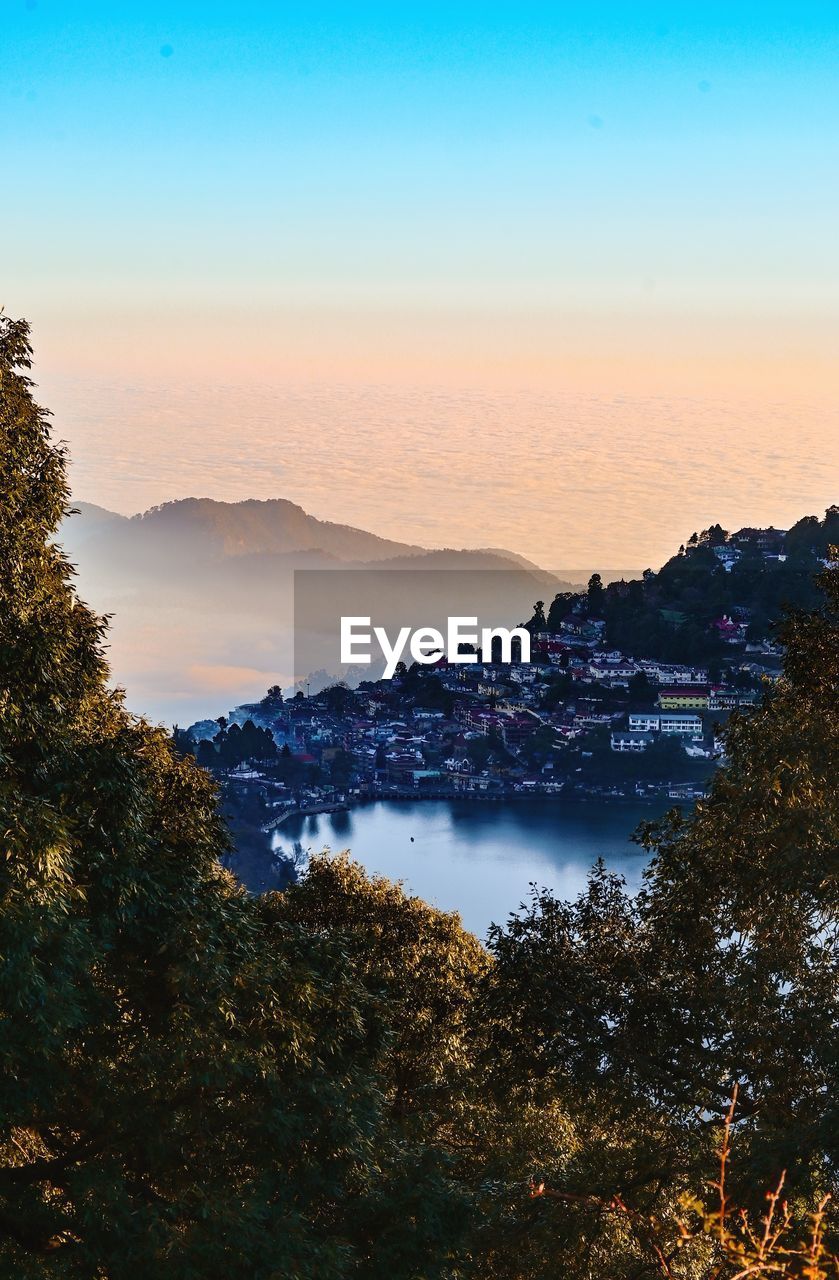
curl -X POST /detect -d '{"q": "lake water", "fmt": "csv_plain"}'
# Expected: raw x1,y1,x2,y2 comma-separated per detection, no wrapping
270,797,656,938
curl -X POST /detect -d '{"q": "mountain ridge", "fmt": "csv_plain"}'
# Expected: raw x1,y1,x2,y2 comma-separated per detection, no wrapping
61,496,558,575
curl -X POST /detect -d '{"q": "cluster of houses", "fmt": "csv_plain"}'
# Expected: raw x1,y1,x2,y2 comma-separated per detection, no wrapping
184,521,839,828
187,622,768,813
710,526,788,571
609,685,756,759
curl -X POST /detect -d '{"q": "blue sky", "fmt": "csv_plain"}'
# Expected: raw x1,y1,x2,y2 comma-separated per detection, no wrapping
4,2,838,327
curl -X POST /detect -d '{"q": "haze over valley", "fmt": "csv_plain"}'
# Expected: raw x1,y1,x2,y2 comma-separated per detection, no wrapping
61,497,620,724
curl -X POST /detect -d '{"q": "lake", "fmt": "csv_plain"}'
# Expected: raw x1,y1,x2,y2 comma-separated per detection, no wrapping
269,797,657,938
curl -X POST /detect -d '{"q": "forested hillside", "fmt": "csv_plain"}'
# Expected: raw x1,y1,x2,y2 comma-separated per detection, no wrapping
544,517,837,669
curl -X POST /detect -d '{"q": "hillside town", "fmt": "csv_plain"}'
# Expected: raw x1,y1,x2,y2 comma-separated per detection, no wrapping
176,515,838,867
182,634,762,813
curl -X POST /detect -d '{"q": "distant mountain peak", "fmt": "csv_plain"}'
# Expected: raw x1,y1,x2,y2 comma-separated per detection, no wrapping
62,494,554,572
111,495,428,561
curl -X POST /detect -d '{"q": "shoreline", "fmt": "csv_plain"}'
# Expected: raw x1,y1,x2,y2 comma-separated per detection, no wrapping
267,788,672,834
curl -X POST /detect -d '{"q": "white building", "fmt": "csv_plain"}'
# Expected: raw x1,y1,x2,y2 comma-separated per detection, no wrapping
628,710,704,739
611,731,655,753
712,544,742,572
660,712,703,740
628,712,661,732
588,657,640,683
639,661,709,686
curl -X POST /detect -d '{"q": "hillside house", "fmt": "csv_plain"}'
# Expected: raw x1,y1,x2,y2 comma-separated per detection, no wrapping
611,730,655,753
658,686,710,710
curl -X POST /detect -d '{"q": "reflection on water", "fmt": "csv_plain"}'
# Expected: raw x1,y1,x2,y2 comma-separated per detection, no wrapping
271,797,657,938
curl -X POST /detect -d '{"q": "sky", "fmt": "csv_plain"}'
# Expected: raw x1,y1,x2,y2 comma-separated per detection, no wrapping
2,1,838,566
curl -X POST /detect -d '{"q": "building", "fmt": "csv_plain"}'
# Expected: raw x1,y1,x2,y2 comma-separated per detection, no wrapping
628,711,661,732
385,749,425,783
460,707,506,734
707,687,758,711
658,686,710,710
411,769,443,788
639,661,709,685
668,783,709,800
588,656,640,683
659,712,704,740
712,544,742,571
611,731,655,753
574,711,622,729
501,713,543,750
712,615,748,644
627,709,702,738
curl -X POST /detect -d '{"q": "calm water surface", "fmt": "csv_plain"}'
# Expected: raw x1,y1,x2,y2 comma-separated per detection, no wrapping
271,797,656,937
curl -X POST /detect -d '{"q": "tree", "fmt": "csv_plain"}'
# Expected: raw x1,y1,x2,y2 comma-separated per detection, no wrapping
210,717,277,767
483,556,839,1273
587,573,605,615
527,600,547,633
322,682,354,717
627,670,655,706
329,747,356,788
269,855,520,1270
6,312,839,1279
547,591,580,632
271,854,489,1133
542,672,574,708
519,724,559,768
0,316,467,1278
632,558,839,1191
698,523,728,547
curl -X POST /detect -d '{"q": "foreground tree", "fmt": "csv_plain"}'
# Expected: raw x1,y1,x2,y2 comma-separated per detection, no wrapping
0,316,468,1277
270,854,489,1133
483,555,839,1274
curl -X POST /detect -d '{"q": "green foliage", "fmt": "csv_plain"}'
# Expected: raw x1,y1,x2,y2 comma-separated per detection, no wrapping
187,719,279,771
584,518,835,666
634,559,839,1190
321,683,355,717
546,592,578,632
479,556,839,1274
586,573,605,615
328,747,357,787
0,317,468,1278
526,600,547,633
271,855,490,1135
572,724,712,787
627,669,656,705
